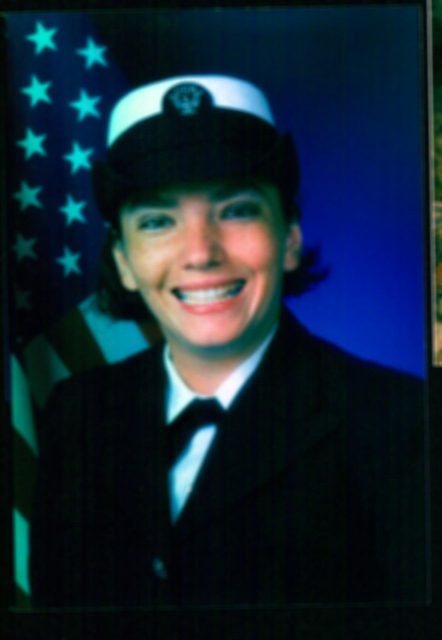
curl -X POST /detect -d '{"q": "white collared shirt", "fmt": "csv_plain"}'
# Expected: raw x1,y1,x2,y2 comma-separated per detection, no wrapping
164,329,276,522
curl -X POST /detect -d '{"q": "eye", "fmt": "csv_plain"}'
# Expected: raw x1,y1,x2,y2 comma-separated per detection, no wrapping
221,200,262,220
136,213,175,232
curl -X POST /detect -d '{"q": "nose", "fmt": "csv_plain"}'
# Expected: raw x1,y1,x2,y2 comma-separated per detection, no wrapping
181,215,223,269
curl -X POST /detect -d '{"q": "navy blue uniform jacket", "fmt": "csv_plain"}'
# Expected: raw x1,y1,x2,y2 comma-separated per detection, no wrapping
30,311,427,607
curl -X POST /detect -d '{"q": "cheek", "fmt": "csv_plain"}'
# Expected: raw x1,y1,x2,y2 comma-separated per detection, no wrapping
226,227,285,273
124,244,170,292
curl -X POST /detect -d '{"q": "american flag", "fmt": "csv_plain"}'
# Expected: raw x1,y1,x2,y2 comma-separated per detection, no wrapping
5,13,158,607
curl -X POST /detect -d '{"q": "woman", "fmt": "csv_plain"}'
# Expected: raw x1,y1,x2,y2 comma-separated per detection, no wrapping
30,75,426,607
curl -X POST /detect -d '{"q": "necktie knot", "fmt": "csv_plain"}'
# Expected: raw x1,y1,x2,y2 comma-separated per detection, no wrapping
167,398,225,463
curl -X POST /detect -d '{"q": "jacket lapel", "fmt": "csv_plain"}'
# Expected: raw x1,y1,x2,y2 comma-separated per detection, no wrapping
175,310,344,537
113,345,173,556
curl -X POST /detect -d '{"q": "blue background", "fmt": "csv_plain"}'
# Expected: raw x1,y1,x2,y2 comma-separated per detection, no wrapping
93,6,426,376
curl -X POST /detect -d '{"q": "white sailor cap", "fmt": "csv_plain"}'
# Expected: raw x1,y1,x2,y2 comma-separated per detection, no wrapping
92,74,298,224
107,75,276,147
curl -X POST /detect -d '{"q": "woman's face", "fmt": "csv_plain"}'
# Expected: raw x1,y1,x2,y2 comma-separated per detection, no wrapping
112,179,301,363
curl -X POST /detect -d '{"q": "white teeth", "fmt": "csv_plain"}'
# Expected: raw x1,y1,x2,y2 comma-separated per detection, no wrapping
176,282,244,304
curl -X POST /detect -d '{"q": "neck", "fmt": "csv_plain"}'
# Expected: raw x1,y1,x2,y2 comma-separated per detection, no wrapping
168,331,277,395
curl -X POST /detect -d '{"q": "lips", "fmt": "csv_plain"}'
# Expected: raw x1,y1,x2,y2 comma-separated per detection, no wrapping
172,280,245,305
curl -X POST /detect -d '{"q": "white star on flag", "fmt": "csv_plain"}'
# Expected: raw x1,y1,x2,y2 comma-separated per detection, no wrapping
13,234,37,261
15,287,32,311
77,37,108,69
70,89,101,121
56,246,82,276
26,21,58,55
59,194,87,225
21,75,52,108
16,128,47,160
63,141,93,174
13,181,43,211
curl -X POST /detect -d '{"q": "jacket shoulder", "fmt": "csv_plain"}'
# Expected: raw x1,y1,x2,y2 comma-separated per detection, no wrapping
48,343,161,401
280,310,425,430
282,309,423,383
36,344,163,444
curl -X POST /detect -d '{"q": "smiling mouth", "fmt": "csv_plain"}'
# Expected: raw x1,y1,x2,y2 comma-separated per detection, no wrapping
173,280,245,305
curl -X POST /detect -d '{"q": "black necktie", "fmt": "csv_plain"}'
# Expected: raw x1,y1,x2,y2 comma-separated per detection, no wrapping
167,398,225,465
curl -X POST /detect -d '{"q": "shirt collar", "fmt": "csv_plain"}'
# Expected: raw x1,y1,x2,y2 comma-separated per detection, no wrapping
164,328,277,423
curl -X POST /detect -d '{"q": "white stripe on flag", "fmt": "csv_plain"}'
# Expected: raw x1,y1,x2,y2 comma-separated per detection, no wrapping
13,509,31,596
79,294,149,363
23,335,70,408
11,355,38,455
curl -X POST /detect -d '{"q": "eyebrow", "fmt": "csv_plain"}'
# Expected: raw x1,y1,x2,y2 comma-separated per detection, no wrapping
123,181,266,210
